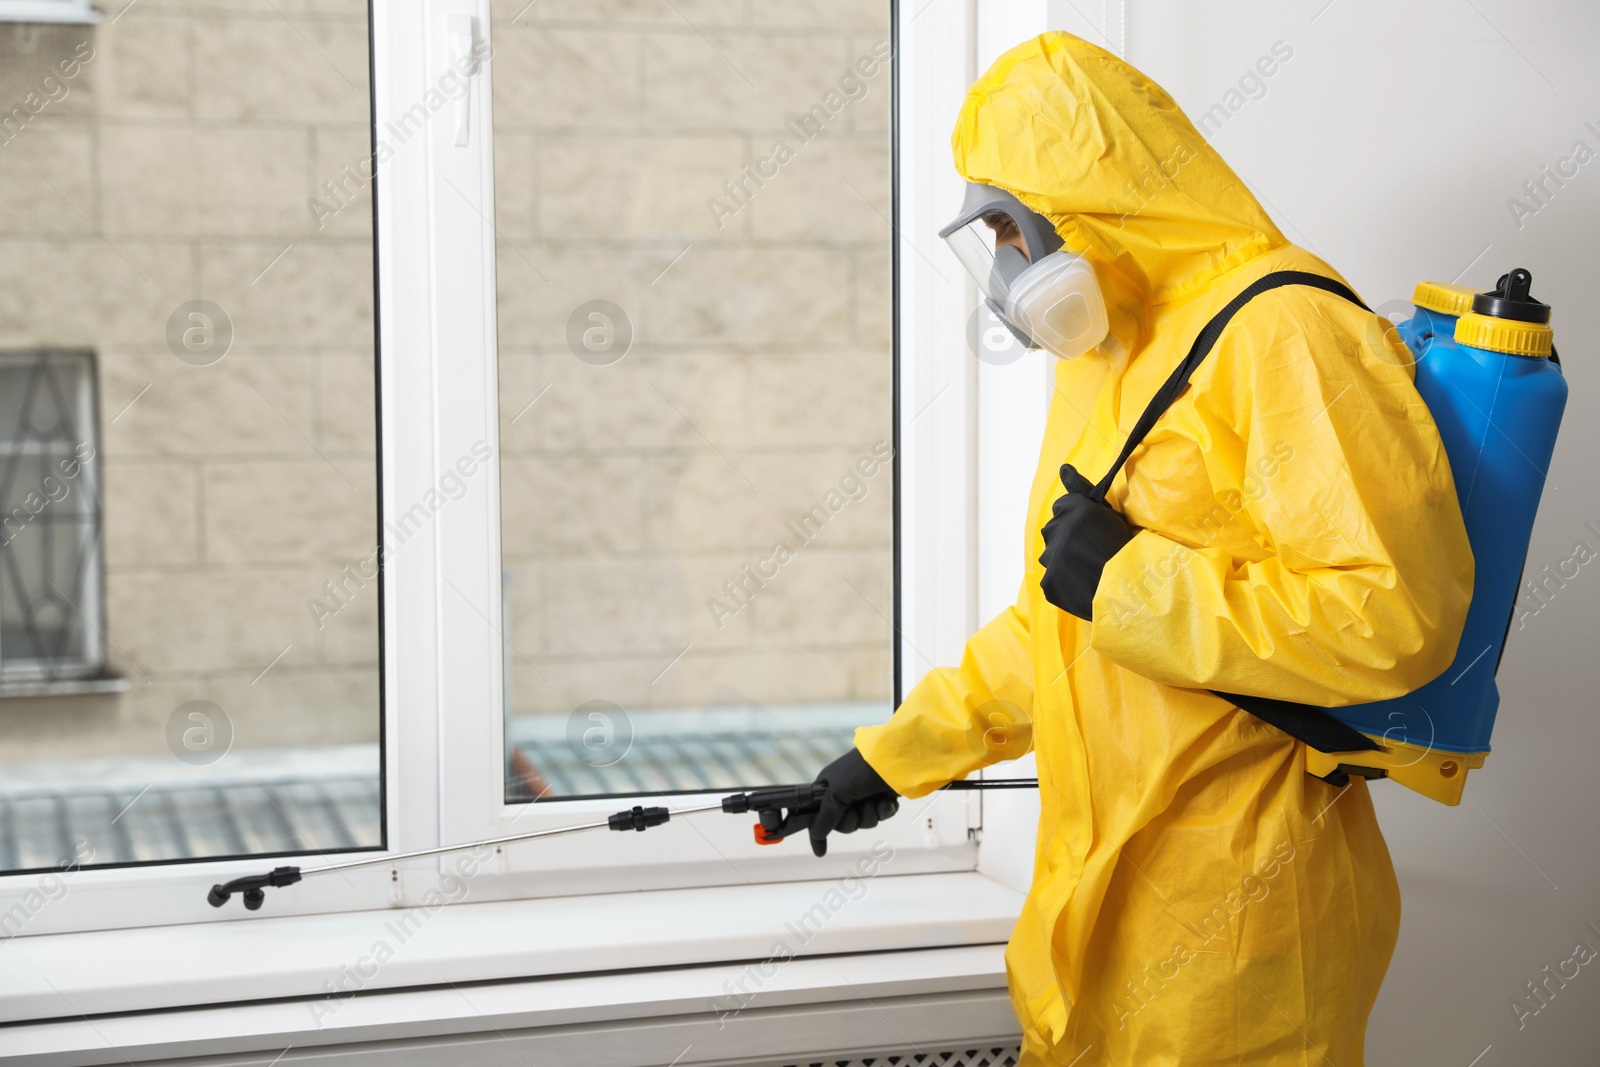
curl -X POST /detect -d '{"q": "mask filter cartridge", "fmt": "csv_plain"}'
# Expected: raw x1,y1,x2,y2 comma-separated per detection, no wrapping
1003,251,1109,360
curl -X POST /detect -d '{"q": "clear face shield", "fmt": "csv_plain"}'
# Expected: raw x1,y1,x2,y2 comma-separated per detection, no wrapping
939,182,1109,361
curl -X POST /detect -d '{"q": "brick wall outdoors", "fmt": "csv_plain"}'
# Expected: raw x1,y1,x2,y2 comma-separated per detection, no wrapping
490,0,896,720
0,0,896,768
0,1,379,764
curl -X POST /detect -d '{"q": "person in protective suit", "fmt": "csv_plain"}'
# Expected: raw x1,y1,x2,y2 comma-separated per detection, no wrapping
807,32,1474,1066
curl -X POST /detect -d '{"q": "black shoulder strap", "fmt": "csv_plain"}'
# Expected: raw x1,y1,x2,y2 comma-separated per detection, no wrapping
1091,270,1381,755
1217,690,1381,754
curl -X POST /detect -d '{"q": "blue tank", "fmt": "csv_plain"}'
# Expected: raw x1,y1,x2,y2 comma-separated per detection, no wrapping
1331,269,1567,757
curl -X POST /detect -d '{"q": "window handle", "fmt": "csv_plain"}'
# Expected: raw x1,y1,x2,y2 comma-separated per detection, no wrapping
448,13,480,148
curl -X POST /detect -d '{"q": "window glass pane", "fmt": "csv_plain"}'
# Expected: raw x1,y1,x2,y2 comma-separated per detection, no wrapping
492,4,896,799
0,6,381,873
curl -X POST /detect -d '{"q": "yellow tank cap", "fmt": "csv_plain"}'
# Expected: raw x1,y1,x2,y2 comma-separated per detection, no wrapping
1412,280,1478,317
1456,312,1553,357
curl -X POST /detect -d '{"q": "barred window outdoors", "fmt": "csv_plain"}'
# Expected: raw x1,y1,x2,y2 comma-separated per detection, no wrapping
0,349,106,693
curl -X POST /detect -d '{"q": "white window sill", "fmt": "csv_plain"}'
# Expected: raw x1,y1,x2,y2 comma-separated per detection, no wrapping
1,871,1023,1042
5,943,1018,1066
0,675,126,700
0,1,100,24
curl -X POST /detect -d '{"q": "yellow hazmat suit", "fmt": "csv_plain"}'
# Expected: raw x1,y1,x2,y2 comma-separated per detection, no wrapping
854,33,1473,1066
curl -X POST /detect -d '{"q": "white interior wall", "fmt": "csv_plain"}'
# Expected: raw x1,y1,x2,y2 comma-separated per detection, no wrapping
1001,2,1600,1062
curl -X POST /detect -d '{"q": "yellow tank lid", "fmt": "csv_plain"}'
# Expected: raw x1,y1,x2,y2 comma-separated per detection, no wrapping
1456,312,1553,357
1412,280,1477,317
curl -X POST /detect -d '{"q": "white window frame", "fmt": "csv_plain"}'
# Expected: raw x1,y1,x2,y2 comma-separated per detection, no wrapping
0,0,1045,984
0,0,429,938
429,0,980,900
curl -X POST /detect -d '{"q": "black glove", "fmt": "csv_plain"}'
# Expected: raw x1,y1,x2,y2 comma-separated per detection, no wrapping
808,748,899,857
1038,463,1135,621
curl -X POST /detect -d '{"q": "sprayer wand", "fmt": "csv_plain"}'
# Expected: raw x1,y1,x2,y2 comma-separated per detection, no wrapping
206,778,1036,910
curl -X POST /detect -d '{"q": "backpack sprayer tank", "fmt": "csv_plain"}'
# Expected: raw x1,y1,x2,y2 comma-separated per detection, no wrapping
1305,268,1568,803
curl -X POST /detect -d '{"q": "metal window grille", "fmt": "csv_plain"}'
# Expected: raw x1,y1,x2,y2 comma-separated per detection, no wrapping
0,771,382,872
0,350,105,688
507,722,858,800
771,1048,1022,1067
504,704,876,800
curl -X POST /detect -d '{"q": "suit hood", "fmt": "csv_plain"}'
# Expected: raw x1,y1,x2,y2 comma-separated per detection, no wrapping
952,32,1285,309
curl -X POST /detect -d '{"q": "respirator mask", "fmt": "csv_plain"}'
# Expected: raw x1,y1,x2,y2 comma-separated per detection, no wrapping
939,182,1109,360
